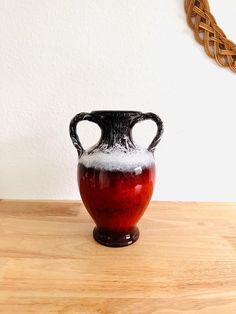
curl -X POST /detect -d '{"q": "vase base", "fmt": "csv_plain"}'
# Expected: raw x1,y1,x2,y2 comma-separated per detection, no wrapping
93,226,139,247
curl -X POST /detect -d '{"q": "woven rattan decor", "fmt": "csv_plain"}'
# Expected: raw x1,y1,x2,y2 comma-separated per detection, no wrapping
185,0,236,72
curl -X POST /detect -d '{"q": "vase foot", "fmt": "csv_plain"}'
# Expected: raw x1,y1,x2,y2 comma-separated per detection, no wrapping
93,226,139,247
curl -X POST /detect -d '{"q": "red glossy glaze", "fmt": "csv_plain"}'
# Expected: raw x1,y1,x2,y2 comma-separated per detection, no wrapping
78,164,156,231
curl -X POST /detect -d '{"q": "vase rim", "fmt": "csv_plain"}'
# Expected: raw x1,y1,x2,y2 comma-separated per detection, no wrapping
91,110,141,115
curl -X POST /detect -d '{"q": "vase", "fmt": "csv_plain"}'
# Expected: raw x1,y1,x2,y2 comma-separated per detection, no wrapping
69,110,163,247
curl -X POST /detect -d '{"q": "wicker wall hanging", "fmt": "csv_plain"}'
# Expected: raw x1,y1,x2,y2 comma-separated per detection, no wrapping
185,0,236,72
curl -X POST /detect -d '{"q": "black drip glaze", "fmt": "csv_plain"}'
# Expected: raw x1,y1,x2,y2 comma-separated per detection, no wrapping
90,111,142,151
69,110,163,158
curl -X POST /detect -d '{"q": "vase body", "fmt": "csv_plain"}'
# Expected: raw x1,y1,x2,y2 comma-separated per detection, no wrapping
70,111,163,247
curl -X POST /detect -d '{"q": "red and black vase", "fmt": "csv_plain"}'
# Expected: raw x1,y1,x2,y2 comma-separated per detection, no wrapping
69,111,163,247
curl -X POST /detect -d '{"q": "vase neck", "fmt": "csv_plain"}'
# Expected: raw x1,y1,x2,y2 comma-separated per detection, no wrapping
92,111,141,150
101,118,134,149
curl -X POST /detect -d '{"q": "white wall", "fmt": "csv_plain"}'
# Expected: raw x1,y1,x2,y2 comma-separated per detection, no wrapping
1,0,236,201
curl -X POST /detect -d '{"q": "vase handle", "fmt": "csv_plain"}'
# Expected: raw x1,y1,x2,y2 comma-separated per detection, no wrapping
131,112,164,153
69,112,100,158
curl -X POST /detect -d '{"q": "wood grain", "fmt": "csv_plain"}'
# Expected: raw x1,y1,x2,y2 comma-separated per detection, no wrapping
1,200,236,313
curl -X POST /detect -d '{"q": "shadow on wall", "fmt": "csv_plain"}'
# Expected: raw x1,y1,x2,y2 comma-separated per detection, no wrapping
0,133,75,199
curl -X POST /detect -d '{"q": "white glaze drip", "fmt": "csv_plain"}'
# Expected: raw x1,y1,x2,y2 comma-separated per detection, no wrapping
79,144,155,171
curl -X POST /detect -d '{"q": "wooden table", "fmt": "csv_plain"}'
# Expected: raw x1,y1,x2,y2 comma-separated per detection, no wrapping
1,201,236,313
